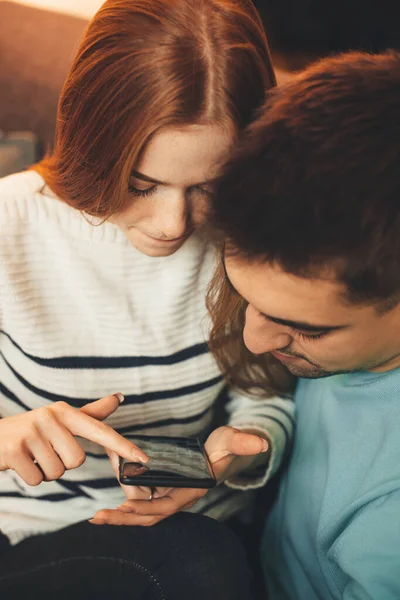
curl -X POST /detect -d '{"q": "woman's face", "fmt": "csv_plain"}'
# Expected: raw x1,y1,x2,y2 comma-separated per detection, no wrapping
112,124,233,257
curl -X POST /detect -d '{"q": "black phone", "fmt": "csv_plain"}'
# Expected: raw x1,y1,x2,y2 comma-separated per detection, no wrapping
119,435,216,488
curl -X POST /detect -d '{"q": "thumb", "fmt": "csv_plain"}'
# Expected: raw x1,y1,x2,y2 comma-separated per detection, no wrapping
80,393,125,421
227,429,269,458
206,426,269,464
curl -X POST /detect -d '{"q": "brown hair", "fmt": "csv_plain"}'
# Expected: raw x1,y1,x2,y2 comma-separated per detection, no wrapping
35,0,275,219
210,51,400,306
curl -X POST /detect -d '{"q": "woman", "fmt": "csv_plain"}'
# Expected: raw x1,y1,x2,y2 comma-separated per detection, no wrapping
0,0,294,597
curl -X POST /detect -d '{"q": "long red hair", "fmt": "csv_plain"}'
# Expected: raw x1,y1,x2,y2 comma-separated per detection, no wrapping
36,0,275,218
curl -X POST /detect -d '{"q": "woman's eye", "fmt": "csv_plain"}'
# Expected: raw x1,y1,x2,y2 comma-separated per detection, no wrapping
128,183,157,197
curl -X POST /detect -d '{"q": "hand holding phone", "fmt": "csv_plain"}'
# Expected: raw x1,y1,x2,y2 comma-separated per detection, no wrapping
91,426,268,527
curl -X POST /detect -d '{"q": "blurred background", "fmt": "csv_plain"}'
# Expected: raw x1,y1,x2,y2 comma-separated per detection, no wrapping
1,0,400,176
4,0,102,18
0,0,102,176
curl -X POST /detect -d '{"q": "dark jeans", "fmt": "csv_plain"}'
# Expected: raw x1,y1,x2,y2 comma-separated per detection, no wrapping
0,513,254,600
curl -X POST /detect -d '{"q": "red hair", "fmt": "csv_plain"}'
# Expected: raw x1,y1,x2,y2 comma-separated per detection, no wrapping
36,0,275,218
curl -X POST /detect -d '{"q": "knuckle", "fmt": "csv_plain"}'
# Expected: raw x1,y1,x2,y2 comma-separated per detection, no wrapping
5,442,22,460
64,450,86,470
47,466,65,481
34,407,56,427
74,450,87,467
52,401,70,414
23,429,42,446
27,472,44,486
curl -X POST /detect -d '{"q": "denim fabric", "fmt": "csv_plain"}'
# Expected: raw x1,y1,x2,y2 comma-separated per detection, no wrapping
0,513,254,600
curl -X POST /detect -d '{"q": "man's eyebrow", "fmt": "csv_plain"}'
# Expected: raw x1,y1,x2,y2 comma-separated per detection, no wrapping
260,313,349,333
130,169,216,187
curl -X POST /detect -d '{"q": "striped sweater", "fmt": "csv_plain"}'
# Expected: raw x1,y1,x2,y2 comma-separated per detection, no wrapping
0,170,295,546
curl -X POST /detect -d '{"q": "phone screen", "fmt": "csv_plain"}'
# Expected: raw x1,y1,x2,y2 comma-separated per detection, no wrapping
119,435,216,488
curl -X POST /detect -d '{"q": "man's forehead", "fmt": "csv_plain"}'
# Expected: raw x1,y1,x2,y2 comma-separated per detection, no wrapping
224,254,338,295
224,254,356,328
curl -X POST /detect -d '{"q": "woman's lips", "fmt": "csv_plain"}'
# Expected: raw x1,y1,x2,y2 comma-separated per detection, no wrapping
144,234,187,243
134,228,194,244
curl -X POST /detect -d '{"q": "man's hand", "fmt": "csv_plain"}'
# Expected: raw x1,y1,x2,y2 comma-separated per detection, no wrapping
90,426,268,527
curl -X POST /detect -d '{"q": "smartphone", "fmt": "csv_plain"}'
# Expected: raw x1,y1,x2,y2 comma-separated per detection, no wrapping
119,435,216,488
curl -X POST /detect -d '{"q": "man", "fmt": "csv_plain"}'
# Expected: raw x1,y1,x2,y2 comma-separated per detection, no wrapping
209,51,400,599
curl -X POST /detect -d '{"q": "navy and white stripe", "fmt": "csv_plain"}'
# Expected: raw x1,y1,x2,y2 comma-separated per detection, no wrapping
0,171,295,546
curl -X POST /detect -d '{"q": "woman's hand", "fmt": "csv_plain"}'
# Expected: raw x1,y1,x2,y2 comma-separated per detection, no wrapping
105,448,174,503
90,425,268,527
0,394,148,486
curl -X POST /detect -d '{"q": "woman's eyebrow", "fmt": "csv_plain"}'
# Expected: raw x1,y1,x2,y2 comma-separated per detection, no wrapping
131,170,165,185
131,169,217,187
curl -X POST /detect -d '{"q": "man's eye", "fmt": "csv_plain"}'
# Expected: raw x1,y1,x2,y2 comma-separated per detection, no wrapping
295,331,327,342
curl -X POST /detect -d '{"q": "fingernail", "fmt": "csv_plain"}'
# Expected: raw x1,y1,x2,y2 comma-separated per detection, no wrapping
89,518,106,525
260,438,269,452
115,393,125,404
132,450,150,463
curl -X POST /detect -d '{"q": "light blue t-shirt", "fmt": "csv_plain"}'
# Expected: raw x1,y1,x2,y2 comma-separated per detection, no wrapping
262,368,400,599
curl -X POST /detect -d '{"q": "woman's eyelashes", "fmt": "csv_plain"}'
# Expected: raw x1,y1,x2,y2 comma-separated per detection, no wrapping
128,183,157,198
127,182,213,198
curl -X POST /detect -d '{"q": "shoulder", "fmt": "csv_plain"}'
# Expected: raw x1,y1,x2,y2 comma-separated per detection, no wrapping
0,170,47,225
0,170,93,241
0,169,45,199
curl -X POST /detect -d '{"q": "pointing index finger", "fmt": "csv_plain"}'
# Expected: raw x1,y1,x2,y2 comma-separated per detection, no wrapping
63,410,149,463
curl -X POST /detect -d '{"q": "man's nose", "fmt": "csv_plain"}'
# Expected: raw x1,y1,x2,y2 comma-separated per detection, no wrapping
243,305,292,355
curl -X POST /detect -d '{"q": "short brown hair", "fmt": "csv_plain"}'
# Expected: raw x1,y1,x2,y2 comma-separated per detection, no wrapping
36,0,275,219
211,51,400,306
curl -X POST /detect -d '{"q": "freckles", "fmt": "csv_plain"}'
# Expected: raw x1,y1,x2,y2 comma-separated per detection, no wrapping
118,197,149,223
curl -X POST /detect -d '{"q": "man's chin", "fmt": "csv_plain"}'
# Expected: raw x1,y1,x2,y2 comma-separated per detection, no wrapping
283,363,333,379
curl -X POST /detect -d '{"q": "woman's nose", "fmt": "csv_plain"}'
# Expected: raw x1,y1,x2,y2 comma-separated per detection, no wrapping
153,192,189,240
243,305,292,355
